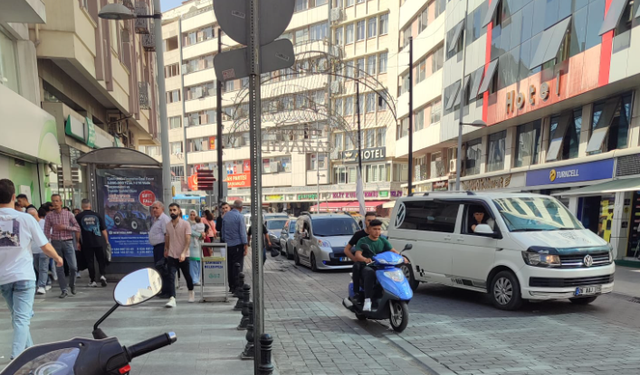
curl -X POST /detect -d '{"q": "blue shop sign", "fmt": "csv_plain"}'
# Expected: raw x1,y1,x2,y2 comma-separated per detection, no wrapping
526,159,614,187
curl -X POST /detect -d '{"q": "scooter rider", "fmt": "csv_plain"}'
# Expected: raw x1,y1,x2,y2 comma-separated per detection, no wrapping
344,212,376,300
353,219,402,312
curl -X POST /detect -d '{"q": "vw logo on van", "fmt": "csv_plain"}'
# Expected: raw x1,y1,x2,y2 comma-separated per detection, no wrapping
395,202,406,228
583,254,593,267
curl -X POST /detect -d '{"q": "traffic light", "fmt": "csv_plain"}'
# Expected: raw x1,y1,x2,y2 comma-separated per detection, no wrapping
196,169,216,191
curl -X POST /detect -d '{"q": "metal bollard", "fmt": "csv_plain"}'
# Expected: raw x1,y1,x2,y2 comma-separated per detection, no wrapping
233,263,242,297
237,284,251,329
233,272,245,302
240,302,255,360
258,334,274,375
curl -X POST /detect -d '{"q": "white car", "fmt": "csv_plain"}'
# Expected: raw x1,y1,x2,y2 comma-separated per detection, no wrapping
387,192,614,310
293,213,360,271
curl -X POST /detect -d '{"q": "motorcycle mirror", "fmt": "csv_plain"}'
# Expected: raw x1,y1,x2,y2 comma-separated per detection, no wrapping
403,244,413,251
113,268,163,307
360,244,371,251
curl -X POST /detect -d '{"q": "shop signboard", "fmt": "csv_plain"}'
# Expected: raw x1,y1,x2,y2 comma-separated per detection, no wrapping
526,159,614,186
432,180,449,191
85,117,96,148
463,173,525,191
332,191,387,199
265,194,284,201
65,115,85,142
226,172,251,188
203,256,225,286
96,169,162,258
298,193,317,200
209,136,216,150
341,147,386,163
390,190,403,197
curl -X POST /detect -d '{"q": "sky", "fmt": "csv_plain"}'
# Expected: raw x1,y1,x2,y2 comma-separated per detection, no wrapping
161,0,185,11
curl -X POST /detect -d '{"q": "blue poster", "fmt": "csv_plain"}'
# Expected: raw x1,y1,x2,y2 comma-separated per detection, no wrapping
96,169,162,258
526,159,614,187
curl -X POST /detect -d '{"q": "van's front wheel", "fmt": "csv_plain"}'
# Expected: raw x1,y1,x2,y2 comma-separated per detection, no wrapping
490,271,523,310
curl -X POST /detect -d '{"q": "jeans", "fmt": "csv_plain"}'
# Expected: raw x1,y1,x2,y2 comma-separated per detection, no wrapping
153,243,170,296
352,262,365,296
32,254,49,288
189,259,201,285
362,266,377,299
227,245,245,290
1,280,35,359
166,257,194,298
52,240,77,292
84,246,107,282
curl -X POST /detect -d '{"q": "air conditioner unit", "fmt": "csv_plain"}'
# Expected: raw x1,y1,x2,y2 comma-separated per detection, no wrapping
142,31,155,52
182,64,190,74
270,161,280,173
330,8,343,23
331,81,342,94
449,159,457,173
134,2,150,34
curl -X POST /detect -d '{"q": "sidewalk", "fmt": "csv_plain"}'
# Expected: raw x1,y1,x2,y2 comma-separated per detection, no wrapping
0,274,255,375
614,265,640,298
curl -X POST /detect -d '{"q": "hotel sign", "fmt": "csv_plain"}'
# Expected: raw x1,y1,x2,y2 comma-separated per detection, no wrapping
505,80,556,115
342,147,386,163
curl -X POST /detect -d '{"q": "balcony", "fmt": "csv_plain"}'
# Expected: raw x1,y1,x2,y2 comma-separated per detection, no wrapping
0,0,46,23
183,38,216,61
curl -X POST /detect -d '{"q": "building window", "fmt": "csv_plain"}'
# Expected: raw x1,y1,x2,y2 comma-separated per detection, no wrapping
164,63,179,78
397,117,409,140
414,108,425,131
366,93,376,113
310,22,328,40
166,90,180,103
430,100,441,124
335,98,343,116
335,27,344,45
357,20,365,41
587,93,633,155
345,24,354,44
396,200,459,233
515,120,541,168
0,29,19,94
346,0,354,6
169,116,182,129
487,131,506,172
170,142,183,155
334,133,344,150
547,109,582,162
295,28,309,44
464,138,481,176
294,0,308,12
379,14,389,35
430,152,445,179
366,55,376,76
334,165,348,184
367,17,377,38
310,154,326,170
356,58,364,77
345,96,354,115
378,52,388,73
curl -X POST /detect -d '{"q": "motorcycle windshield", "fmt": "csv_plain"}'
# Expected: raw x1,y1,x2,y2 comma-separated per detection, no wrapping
14,348,80,375
373,251,403,266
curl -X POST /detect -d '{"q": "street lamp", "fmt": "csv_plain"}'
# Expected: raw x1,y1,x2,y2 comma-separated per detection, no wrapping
455,119,487,191
99,0,172,209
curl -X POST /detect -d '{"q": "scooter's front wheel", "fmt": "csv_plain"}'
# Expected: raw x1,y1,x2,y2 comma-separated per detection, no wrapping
389,301,409,332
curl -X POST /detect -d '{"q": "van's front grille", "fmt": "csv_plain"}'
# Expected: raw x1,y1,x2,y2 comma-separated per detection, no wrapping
529,274,614,288
559,252,611,268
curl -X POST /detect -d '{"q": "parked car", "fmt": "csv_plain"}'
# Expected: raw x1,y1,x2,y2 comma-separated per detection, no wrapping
279,218,298,259
293,213,360,271
264,218,288,250
387,192,615,310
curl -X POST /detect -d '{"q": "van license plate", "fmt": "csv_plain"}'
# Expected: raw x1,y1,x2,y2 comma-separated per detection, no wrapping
340,257,349,262
575,286,600,296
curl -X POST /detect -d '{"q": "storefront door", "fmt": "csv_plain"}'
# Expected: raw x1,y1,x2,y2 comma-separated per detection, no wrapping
626,192,640,258
580,195,615,242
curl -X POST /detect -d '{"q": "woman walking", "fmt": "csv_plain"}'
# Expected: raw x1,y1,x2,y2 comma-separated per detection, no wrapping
188,210,205,285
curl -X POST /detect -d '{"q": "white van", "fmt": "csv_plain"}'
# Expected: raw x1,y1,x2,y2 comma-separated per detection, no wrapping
387,192,615,310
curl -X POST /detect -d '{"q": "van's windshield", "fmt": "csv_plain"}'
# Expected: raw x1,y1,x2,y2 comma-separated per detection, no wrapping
493,197,583,232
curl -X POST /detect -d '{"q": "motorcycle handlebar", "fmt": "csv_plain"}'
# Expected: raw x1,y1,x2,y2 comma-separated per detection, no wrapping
125,332,177,361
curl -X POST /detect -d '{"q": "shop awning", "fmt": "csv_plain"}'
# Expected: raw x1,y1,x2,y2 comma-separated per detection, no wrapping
552,179,640,197
342,201,388,210
382,201,396,209
309,202,347,212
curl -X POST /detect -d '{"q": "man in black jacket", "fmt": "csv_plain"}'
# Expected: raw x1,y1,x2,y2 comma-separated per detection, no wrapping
215,202,230,241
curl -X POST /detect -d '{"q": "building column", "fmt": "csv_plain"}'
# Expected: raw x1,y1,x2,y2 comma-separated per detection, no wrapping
479,135,488,174
610,191,630,259
568,196,579,216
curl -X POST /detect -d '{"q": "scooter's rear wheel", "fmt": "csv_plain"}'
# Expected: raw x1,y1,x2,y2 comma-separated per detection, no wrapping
355,312,367,321
389,301,409,333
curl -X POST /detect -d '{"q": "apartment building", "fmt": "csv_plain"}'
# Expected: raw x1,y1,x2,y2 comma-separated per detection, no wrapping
0,1,59,206
405,0,640,264
160,0,407,215
31,0,160,208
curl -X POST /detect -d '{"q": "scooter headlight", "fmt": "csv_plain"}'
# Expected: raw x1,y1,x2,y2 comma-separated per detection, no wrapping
383,269,405,283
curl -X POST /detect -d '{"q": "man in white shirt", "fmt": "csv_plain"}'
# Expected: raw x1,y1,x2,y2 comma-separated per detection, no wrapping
149,201,172,298
0,179,63,360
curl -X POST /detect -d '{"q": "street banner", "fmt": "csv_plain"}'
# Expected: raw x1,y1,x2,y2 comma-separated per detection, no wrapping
96,169,162,258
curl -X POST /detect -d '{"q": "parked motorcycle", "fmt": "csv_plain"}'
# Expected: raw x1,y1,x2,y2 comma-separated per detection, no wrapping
342,244,413,332
1,268,176,375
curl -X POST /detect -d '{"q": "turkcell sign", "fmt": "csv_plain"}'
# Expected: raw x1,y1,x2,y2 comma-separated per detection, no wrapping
525,159,614,186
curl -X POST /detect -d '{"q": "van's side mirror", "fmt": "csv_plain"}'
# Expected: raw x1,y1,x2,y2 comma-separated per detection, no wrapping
474,224,500,238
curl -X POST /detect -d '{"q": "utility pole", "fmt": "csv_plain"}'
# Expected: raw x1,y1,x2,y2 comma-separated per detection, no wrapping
216,28,224,203
179,17,188,187
316,120,321,212
455,0,469,191
407,36,414,195
154,0,171,208
356,82,363,176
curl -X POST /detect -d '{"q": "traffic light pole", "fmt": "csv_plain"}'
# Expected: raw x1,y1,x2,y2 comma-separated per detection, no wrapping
247,0,265,370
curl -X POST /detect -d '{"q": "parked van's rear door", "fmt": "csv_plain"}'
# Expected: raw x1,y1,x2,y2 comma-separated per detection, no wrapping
390,199,460,284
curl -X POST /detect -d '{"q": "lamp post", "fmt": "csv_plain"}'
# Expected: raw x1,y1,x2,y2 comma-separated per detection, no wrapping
455,119,486,191
99,1,172,208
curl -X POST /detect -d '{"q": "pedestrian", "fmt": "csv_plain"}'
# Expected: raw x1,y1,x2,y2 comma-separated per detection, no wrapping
0,179,64,359
221,200,247,293
44,194,81,298
16,194,35,211
26,207,50,295
216,202,231,241
72,208,81,216
148,201,171,299
188,210,205,285
164,203,195,307
247,221,271,264
39,204,56,286
201,209,217,243
75,199,109,288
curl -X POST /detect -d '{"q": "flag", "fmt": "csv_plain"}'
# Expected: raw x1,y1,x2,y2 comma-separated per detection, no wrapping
356,167,366,219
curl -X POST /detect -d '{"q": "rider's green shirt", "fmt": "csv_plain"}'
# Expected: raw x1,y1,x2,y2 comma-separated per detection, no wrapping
355,236,392,259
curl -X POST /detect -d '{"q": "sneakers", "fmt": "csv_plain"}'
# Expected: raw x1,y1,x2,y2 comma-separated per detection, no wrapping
70,286,76,295
165,297,176,308
88,281,98,287
36,287,46,295
76,274,81,279
59,290,68,299
45,285,52,291
100,276,108,287
363,298,372,312
188,291,195,303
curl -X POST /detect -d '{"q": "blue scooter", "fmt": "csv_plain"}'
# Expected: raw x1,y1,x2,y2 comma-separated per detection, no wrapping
342,244,413,332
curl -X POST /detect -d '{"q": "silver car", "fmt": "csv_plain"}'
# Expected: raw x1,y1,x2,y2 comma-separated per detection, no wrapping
279,218,297,259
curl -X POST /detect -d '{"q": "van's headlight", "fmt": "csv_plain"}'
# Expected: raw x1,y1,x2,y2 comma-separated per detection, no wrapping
383,269,405,282
522,247,561,267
